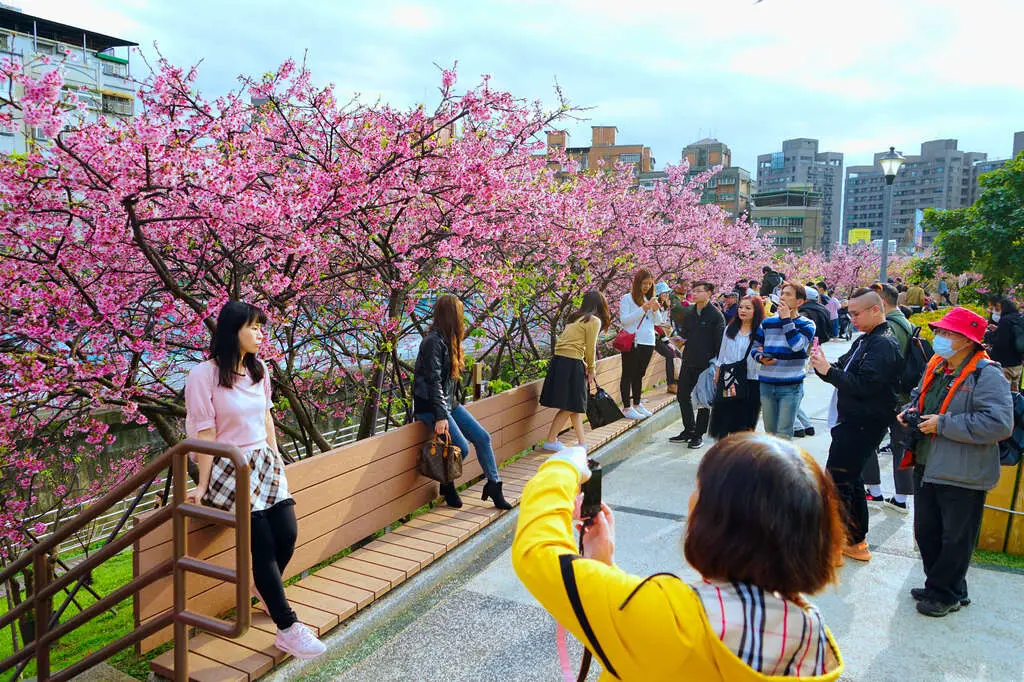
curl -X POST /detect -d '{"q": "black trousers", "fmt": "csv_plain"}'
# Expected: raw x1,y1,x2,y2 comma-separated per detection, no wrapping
619,344,654,407
252,499,299,630
913,467,987,605
653,338,679,385
862,419,915,495
677,365,710,437
826,420,888,544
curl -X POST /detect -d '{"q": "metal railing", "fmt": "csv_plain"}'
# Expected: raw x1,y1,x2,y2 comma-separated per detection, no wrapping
0,440,251,682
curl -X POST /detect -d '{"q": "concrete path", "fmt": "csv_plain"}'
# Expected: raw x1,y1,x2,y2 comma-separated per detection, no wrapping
285,336,1024,682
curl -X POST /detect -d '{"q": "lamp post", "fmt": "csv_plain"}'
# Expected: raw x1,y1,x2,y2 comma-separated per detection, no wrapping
878,146,904,281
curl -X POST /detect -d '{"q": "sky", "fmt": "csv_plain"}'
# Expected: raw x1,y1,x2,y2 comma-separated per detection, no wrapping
16,0,1024,174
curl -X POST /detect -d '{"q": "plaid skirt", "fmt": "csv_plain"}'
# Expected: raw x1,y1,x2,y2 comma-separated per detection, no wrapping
202,443,292,513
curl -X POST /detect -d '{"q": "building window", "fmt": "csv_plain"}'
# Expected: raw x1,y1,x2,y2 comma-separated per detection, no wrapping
35,41,55,56
0,33,10,52
771,152,784,170
102,94,133,116
102,61,129,78
618,153,641,164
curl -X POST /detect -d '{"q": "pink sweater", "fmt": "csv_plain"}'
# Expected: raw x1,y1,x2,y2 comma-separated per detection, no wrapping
185,360,272,448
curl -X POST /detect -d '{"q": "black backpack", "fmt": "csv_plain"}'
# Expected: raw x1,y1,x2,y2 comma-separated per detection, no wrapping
973,360,1024,466
898,326,934,395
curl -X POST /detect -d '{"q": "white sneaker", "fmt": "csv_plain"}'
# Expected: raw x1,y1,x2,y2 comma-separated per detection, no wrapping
623,407,643,420
275,622,326,659
543,440,565,452
635,404,653,418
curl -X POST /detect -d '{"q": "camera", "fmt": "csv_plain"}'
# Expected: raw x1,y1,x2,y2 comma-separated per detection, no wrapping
579,459,602,519
894,409,925,455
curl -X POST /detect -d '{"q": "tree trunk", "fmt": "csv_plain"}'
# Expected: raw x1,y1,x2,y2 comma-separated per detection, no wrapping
357,289,407,440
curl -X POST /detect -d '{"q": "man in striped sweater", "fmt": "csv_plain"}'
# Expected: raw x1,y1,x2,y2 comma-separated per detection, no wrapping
751,282,816,439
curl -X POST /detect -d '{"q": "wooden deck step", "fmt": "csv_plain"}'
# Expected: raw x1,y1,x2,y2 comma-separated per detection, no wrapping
150,648,249,682
316,564,392,597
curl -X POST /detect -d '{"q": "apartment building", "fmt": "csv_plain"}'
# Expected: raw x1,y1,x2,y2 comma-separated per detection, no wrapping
756,139,843,249
751,184,824,254
546,126,654,179
969,131,1024,204
843,139,986,247
0,6,137,154
681,137,752,218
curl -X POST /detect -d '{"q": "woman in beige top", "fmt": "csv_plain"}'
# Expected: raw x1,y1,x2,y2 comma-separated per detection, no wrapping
539,290,611,450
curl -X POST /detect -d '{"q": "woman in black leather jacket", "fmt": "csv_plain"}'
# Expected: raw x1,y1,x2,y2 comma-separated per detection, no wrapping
413,295,511,510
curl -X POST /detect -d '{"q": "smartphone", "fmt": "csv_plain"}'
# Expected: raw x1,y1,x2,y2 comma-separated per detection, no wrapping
812,337,820,354
770,293,780,305
580,459,602,519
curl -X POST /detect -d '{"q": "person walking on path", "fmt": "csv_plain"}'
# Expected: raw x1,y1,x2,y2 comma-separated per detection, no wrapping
185,301,326,660
540,290,611,451
708,296,764,440
984,295,1024,392
652,282,681,393
413,295,511,510
898,307,1013,617
862,283,917,513
512,435,846,681
618,269,660,420
751,282,815,439
669,281,725,449
809,289,902,563
937,277,952,306
820,283,841,338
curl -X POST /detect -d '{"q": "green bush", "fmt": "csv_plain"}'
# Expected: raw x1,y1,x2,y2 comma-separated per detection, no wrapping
909,304,987,342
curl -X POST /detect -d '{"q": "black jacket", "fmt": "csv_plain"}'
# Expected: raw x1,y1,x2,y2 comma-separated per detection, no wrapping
679,303,725,368
816,322,902,422
986,312,1024,367
800,301,832,343
413,331,458,420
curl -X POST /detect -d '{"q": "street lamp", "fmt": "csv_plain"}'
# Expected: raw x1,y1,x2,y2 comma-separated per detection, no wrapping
878,146,904,281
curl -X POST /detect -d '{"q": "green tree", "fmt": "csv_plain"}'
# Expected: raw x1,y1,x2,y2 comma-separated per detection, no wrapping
927,152,1024,294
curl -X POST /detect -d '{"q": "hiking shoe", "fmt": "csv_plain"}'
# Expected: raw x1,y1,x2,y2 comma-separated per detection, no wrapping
842,541,872,562
669,430,695,443
804,427,815,436
275,622,326,659
865,491,885,507
687,437,704,449
911,588,970,606
542,441,565,452
793,428,806,438
884,497,909,514
635,403,653,418
916,599,961,617
623,407,644,420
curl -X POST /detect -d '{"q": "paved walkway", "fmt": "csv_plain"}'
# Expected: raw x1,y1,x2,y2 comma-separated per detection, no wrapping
286,336,1024,682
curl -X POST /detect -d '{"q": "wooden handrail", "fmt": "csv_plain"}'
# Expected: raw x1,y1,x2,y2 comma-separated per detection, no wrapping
0,439,251,682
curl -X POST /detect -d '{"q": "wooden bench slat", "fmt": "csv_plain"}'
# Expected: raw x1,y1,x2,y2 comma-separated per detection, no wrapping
375,532,447,559
189,633,275,679
209,624,289,665
316,564,391,597
331,555,407,585
404,516,474,537
350,547,421,576
391,525,461,549
249,605,337,637
296,574,375,609
284,584,357,620
150,649,249,682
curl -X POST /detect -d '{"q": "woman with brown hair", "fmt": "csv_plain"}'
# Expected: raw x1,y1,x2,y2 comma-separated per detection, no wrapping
513,433,845,680
540,289,611,451
413,295,511,510
618,268,660,420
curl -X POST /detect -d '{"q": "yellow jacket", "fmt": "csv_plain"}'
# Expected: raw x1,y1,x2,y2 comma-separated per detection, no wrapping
511,460,844,681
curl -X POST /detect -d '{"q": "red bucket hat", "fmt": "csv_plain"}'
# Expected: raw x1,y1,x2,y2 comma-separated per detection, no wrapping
927,307,987,345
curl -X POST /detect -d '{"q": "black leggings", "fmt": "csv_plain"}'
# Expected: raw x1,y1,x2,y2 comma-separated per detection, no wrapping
619,344,655,407
252,499,299,630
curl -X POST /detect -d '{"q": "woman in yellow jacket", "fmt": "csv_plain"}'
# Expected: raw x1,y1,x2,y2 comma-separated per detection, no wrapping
512,433,846,681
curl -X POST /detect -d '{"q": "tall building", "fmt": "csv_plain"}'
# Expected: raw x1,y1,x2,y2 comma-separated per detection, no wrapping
756,139,843,249
546,126,654,178
1015,131,1024,158
843,139,986,247
681,138,752,218
0,6,137,155
751,184,824,254
970,131,1024,204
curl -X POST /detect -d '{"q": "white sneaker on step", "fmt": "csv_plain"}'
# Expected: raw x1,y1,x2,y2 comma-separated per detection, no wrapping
635,404,653,418
275,622,326,659
623,407,643,420
543,441,565,452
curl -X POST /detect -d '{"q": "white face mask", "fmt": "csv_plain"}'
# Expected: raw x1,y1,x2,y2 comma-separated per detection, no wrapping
992,312,1002,323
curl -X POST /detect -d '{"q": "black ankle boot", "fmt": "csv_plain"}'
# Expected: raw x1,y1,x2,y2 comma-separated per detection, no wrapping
439,482,463,508
482,480,512,510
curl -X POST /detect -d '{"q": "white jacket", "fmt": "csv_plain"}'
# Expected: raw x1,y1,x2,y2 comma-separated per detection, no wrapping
619,293,657,347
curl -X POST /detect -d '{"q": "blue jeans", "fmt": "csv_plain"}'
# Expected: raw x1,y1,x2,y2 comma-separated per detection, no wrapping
415,405,500,483
795,406,812,430
760,382,804,439
830,320,839,338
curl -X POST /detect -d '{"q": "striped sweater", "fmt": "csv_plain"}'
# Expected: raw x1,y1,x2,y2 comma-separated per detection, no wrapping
751,315,815,385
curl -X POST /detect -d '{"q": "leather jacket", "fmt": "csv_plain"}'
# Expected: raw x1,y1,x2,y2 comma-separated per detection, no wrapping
815,322,902,422
413,331,458,420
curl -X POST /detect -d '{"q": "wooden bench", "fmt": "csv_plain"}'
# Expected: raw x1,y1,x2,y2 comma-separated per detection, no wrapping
139,354,673,680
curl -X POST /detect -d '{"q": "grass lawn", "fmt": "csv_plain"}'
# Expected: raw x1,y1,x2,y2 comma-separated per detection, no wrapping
0,549,157,680
973,548,1024,572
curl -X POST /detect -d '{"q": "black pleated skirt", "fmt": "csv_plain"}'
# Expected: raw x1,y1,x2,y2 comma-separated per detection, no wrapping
708,382,762,440
539,355,587,413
